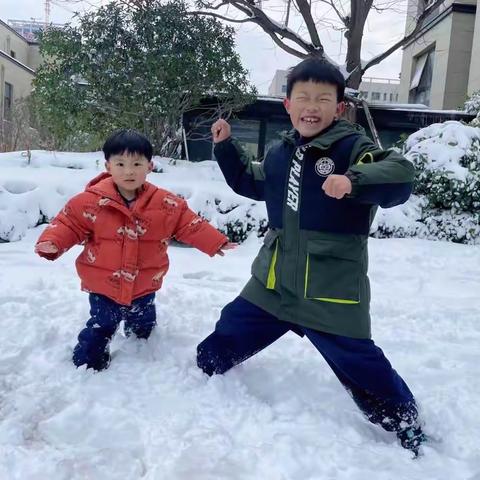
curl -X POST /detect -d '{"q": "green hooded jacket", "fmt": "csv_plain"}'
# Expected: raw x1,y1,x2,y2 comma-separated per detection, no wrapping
214,120,415,338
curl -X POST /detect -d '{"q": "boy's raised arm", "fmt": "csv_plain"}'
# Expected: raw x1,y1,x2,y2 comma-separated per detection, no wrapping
212,119,265,201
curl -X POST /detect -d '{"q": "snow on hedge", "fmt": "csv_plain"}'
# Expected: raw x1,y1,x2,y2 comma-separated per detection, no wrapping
371,121,480,244
464,90,480,127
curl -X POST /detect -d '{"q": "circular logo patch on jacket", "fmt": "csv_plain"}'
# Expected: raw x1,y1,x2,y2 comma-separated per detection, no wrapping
315,157,335,176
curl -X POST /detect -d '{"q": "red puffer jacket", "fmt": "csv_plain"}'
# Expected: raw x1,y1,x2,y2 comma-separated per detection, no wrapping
36,173,228,305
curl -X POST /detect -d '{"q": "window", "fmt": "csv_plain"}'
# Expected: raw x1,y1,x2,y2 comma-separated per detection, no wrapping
230,119,260,160
410,54,428,90
371,92,381,101
281,84,287,93
10,51,16,58
4,82,13,120
421,0,442,27
409,49,435,106
265,119,292,153
390,93,394,102
359,91,369,99
383,93,387,101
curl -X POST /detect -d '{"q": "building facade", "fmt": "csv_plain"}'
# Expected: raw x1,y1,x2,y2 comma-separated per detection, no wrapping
399,0,479,109
0,18,43,150
268,69,400,104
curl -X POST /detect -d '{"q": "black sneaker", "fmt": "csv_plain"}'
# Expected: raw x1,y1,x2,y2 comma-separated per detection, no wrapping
397,424,427,457
73,351,111,372
89,351,111,371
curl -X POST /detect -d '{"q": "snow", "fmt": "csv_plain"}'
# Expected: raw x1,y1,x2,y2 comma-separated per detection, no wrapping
0,150,266,242
464,91,480,127
371,194,425,236
464,91,480,116
1,224,480,478
406,121,480,182
1,148,480,479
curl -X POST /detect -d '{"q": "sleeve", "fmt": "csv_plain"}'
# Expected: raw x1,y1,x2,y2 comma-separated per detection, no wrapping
345,136,415,208
214,137,265,201
172,199,228,257
35,194,93,260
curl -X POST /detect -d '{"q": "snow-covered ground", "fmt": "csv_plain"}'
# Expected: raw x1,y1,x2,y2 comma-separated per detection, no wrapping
1,229,480,479
1,150,480,479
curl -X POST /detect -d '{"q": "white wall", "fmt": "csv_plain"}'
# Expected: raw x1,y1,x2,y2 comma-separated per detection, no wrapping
467,5,480,94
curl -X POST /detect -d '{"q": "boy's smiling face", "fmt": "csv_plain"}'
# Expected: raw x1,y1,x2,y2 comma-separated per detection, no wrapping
105,152,153,199
284,81,345,138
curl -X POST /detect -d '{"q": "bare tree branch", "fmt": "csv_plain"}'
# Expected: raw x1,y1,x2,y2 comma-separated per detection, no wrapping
265,30,309,57
210,0,320,55
188,11,252,23
293,0,321,47
317,0,348,27
284,0,292,27
152,0,445,88
208,2,230,11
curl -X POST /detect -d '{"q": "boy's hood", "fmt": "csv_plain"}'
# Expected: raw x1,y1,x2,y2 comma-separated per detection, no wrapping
84,172,155,203
85,172,112,190
281,120,366,149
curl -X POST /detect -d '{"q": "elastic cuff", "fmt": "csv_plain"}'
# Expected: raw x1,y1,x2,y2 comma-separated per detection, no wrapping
345,170,360,197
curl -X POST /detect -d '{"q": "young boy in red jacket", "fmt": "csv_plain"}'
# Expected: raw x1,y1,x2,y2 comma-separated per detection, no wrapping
35,129,234,371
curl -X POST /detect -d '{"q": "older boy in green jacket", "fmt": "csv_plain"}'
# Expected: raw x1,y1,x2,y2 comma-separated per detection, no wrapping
197,58,425,456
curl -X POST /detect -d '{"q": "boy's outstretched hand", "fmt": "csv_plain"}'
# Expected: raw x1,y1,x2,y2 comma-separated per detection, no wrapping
215,242,238,256
35,241,59,254
211,119,231,144
322,174,352,199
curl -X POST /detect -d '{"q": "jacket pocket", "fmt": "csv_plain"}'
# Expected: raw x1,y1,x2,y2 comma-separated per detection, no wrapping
251,229,279,289
304,240,361,304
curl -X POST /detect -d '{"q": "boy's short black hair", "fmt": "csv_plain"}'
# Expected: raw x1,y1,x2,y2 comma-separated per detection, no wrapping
286,57,345,102
103,129,153,161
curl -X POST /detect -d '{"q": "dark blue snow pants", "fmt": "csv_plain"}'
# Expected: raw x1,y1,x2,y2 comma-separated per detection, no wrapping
197,296,418,432
72,293,156,370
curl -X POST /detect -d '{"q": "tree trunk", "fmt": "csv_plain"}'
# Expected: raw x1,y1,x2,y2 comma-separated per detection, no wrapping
345,0,373,89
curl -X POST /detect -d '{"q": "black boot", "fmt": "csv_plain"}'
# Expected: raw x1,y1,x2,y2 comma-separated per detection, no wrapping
73,346,111,372
87,351,111,371
397,424,427,457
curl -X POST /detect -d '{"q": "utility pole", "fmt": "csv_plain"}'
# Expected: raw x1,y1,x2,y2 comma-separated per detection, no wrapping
45,0,51,26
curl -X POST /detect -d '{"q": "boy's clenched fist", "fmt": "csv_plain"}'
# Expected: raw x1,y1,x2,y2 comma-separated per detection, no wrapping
211,119,231,144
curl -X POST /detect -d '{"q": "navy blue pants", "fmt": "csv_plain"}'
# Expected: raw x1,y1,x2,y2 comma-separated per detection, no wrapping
197,296,418,432
73,293,156,370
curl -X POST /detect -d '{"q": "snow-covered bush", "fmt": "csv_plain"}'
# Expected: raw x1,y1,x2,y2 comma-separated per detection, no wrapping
464,91,480,115
220,213,268,243
174,193,268,244
464,91,480,127
408,123,480,213
372,121,480,244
